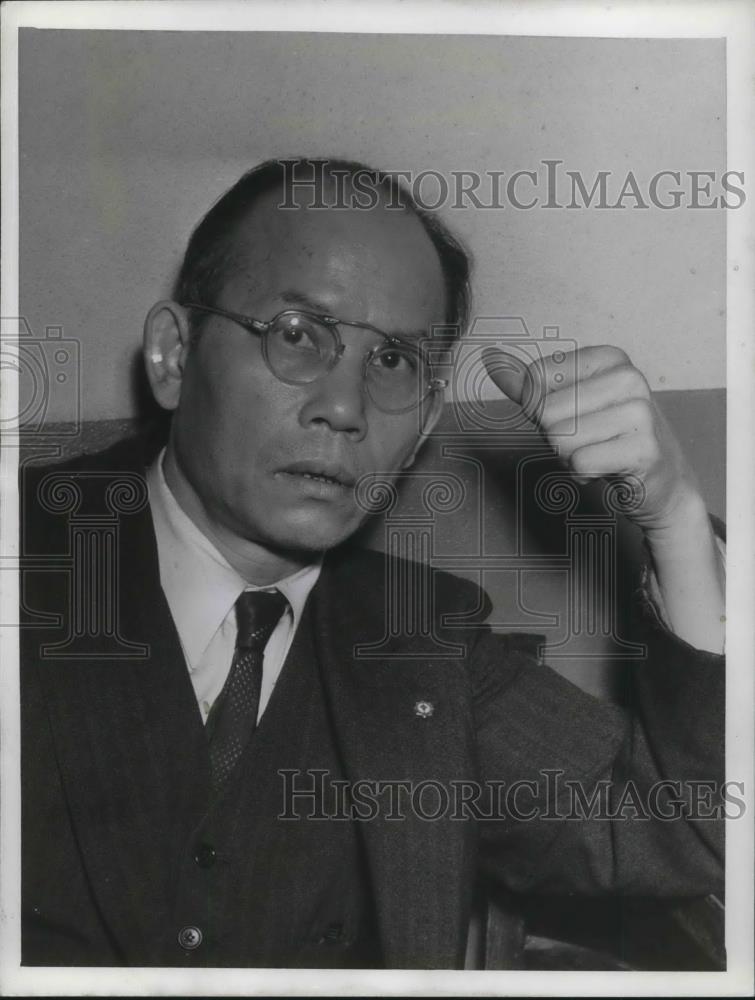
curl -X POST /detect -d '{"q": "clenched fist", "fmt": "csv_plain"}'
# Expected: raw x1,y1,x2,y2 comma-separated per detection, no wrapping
482,344,701,533
482,343,724,652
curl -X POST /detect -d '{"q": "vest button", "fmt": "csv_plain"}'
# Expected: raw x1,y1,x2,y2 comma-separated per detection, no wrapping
178,925,203,950
194,843,217,869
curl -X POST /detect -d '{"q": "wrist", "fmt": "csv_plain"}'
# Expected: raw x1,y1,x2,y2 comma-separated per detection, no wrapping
643,487,710,553
639,488,725,654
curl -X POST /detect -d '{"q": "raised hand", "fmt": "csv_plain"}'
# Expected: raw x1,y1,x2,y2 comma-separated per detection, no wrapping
482,344,702,532
482,343,724,651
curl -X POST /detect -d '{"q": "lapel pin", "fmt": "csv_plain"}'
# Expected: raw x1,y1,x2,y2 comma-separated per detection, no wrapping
414,700,434,718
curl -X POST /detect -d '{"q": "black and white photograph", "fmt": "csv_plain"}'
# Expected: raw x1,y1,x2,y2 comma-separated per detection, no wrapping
1,1,753,995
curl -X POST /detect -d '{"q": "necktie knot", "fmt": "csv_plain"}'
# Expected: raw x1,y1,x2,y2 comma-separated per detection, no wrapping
235,589,287,651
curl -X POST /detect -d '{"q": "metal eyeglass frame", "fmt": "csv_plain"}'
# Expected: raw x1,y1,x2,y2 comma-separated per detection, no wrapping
182,302,449,414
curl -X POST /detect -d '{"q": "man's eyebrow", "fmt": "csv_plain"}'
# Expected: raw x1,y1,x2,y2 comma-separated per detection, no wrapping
278,289,332,313
277,288,429,342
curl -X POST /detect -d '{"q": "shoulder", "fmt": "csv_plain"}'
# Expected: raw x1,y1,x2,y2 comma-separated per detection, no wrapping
20,436,155,556
322,541,493,622
22,433,156,483
21,434,156,505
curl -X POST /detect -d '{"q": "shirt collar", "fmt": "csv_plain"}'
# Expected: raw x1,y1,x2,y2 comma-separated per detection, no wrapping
146,448,321,667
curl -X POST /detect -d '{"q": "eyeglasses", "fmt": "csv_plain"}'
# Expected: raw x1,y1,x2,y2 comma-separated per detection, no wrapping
183,302,448,414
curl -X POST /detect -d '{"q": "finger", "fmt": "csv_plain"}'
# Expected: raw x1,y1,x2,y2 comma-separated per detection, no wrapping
536,344,632,394
483,345,641,424
545,398,655,461
570,435,652,480
535,365,652,432
484,343,632,403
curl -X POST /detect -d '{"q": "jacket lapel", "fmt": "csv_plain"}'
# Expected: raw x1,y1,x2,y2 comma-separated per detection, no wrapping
312,547,479,969
30,480,210,963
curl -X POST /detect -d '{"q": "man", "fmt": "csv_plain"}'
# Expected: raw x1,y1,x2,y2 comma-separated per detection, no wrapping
20,158,725,969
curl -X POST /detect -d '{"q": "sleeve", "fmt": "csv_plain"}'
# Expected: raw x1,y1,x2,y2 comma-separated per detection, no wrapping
639,517,726,654
469,598,725,899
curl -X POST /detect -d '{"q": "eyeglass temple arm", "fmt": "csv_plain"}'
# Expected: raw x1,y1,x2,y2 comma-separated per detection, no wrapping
183,302,268,333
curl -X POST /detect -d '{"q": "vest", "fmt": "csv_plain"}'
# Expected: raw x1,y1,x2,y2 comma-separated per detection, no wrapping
160,599,382,968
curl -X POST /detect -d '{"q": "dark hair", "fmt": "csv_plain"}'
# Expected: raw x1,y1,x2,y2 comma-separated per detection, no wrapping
173,157,472,335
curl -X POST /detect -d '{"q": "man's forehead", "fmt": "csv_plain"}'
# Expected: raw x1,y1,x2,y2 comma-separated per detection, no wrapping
235,185,429,251
225,190,447,330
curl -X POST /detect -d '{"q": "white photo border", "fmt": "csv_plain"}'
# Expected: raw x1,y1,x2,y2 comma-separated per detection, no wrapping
1,1,753,996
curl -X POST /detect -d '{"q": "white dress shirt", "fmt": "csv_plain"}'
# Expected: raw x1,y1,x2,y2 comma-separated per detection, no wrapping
146,449,322,724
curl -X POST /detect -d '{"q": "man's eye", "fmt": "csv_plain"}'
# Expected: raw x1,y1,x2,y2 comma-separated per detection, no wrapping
374,349,418,373
277,321,320,352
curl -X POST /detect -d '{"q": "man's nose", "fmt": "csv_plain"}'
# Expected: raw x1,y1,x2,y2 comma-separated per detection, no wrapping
297,353,368,439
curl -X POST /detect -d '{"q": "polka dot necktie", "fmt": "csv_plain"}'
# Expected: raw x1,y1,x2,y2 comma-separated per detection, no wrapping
207,589,287,791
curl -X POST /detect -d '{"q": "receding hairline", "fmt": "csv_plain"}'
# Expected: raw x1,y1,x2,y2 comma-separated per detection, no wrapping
205,178,449,312
174,157,472,335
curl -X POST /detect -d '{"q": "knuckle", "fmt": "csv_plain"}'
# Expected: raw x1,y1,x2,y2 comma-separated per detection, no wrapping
558,441,577,462
598,344,631,367
570,447,591,475
644,435,662,465
616,364,650,398
625,397,653,430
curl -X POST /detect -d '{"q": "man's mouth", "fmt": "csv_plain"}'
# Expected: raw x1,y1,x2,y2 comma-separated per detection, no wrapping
275,461,356,490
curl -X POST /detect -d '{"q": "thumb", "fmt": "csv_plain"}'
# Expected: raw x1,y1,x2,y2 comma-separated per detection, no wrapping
482,347,539,410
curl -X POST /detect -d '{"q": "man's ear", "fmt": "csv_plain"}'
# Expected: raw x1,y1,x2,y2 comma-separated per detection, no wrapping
401,387,445,470
143,300,192,411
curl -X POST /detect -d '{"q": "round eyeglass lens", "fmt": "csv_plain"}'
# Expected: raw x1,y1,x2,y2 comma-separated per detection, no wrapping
265,312,337,383
365,343,426,413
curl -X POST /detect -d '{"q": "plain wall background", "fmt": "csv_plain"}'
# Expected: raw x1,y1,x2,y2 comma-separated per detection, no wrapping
19,29,726,422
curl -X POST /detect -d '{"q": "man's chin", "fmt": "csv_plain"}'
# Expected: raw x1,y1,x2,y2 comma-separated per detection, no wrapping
257,510,364,557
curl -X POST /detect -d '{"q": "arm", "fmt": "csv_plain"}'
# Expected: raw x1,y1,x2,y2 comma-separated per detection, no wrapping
483,344,725,652
642,493,725,653
474,345,725,893
470,621,725,898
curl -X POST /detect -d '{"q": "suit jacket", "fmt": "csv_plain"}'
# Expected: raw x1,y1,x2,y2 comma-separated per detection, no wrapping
20,437,725,968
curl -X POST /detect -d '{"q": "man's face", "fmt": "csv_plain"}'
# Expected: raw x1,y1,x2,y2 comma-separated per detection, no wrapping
167,191,447,555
